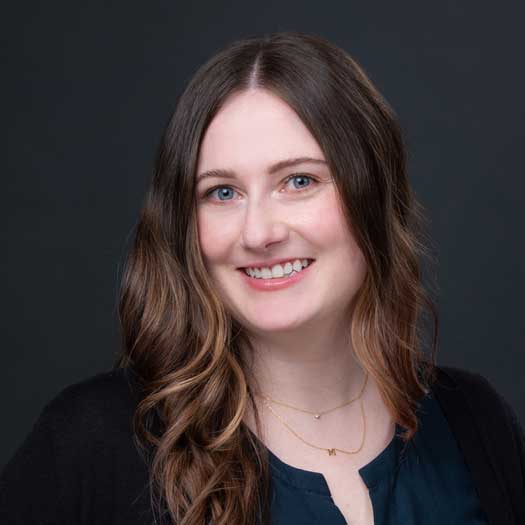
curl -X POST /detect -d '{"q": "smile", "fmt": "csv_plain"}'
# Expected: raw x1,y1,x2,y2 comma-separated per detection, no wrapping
242,258,314,279
237,259,316,291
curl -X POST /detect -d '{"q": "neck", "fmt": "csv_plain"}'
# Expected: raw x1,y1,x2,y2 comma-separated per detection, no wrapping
242,316,395,464
246,317,367,413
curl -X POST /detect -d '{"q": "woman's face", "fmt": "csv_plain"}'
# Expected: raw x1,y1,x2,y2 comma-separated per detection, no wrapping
195,89,367,335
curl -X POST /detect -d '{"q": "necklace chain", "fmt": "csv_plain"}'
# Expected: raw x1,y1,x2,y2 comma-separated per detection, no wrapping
258,372,368,418
258,372,369,456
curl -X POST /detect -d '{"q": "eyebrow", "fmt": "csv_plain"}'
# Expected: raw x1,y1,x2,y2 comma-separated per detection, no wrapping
196,156,328,183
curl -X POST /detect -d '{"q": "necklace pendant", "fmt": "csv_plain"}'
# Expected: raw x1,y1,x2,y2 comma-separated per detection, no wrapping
327,448,336,456
314,414,321,420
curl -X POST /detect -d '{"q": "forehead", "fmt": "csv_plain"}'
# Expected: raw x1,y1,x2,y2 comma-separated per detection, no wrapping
196,89,325,175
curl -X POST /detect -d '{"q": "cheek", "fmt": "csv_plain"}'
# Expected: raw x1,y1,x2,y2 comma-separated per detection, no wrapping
314,193,357,251
196,209,237,263
316,194,367,282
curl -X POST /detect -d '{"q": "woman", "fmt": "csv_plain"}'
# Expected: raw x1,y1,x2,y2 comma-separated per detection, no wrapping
1,31,523,525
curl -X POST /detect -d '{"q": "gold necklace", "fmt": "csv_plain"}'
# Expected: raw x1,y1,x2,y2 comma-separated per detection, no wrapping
259,372,368,456
258,372,368,420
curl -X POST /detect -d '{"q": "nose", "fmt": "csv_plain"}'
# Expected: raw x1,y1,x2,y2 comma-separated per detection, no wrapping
239,196,289,251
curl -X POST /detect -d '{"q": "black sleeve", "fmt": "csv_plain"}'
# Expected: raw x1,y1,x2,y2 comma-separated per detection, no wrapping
0,392,82,524
493,380,525,482
475,373,525,478
474,372,525,522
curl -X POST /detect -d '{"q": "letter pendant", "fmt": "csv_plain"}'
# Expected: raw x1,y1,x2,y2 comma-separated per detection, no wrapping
327,448,337,456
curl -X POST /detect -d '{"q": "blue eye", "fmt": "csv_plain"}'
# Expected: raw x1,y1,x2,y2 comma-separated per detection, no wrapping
286,173,313,190
202,173,317,203
209,187,236,201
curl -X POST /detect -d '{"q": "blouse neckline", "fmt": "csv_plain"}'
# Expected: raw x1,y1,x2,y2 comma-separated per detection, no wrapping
266,422,405,494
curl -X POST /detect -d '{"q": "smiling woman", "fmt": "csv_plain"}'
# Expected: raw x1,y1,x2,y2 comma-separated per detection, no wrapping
194,87,369,333
1,31,524,525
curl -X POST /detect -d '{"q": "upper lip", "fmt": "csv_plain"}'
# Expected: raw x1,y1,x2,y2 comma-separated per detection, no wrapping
237,257,315,269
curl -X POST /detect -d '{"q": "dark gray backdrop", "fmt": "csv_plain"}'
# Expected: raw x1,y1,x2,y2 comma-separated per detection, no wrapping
3,1,524,469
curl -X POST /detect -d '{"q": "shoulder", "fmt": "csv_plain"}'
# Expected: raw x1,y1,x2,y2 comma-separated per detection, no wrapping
431,365,525,523
2,367,147,489
433,364,517,416
45,366,142,414
0,367,149,523
34,367,143,449
431,364,524,449
432,365,517,418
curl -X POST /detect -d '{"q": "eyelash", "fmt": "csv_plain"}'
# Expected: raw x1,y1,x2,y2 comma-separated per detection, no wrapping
201,173,318,203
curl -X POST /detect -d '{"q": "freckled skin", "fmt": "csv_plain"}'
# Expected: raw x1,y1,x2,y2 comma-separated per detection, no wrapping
195,89,367,335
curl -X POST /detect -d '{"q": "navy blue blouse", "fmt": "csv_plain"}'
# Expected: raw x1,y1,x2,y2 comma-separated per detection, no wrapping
267,389,490,524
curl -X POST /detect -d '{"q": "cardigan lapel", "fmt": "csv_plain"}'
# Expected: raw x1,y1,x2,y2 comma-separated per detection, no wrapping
431,366,513,525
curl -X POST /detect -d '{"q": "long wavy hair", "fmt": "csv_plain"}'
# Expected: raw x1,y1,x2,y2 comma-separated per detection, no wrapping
114,31,439,525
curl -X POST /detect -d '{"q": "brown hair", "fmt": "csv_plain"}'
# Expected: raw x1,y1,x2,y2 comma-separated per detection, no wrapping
115,31,439,525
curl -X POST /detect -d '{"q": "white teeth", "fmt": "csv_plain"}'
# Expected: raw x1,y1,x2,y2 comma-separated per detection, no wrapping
244,258,312,279
261,268,272,279
271,264,284,278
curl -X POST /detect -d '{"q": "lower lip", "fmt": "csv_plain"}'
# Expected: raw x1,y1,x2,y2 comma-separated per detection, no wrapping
237,261,315,291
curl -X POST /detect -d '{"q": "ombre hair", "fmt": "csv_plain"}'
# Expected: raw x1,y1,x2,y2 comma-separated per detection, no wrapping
115,31,439,525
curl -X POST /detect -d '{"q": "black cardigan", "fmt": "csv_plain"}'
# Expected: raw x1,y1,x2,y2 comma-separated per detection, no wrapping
0,365,523,524
431,366,525,524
